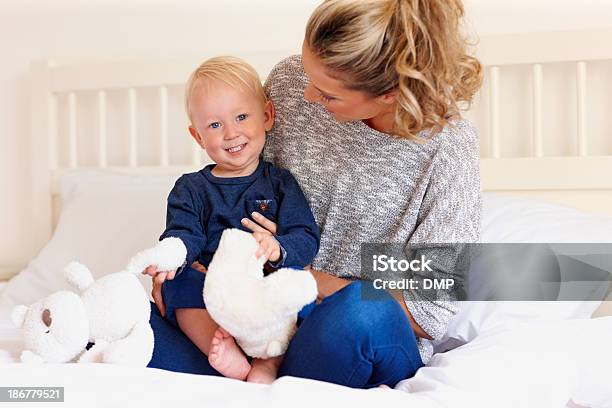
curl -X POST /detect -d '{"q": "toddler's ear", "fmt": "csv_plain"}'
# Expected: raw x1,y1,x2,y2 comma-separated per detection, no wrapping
188,126,206,149
11,305,28,328
263,101,275,132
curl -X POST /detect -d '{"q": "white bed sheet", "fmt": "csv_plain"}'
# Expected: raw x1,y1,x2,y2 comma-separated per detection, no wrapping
2,363,427,408
0,313,430,407
0,310,435,408
2,313,610,408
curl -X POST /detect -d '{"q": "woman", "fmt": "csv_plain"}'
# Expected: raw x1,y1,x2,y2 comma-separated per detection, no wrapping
148,0,482,388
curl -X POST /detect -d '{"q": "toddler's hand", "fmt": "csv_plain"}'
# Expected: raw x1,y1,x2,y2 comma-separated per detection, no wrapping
253,232,281,263
142,265,177,283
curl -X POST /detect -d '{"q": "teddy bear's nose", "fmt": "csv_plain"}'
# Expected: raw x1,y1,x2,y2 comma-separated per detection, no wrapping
42,308,52,327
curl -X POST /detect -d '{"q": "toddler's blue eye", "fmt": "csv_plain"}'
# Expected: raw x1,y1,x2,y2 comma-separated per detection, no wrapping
237,114,247,121
209,122,221,129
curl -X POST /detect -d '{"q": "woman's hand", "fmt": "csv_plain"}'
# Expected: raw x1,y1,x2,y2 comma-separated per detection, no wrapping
143,265,177,281
145,265,175,317
151,275,166,316
387,289,433,340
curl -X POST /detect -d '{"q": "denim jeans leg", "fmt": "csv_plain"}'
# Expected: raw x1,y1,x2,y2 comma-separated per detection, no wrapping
278,281,423,388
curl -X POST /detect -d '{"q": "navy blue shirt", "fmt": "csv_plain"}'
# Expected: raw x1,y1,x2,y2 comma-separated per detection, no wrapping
160,160,320,272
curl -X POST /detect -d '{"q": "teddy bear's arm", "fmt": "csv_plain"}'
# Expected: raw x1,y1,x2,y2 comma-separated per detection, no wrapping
126,237,187,276
263,268,318,315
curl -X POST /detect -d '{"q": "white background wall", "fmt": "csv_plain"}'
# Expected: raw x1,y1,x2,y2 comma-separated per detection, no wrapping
1,0,612,273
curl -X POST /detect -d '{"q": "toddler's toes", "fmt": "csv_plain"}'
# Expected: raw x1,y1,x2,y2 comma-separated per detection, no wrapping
207,333,250,380
209,343,218,359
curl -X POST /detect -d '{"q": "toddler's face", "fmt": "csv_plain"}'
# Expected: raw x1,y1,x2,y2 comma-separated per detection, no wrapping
189,79,273,177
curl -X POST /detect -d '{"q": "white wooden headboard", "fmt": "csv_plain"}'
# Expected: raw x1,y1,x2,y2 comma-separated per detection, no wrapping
472,29,612,217
29,29,612,255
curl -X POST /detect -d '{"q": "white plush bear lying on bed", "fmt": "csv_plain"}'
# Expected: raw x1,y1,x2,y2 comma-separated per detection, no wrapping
10,237,186,365
204,228,318,358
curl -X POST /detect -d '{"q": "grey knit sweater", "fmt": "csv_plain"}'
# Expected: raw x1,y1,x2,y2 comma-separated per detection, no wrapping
263,55,482,364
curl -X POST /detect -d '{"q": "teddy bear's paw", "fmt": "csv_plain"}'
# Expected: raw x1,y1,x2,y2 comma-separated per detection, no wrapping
154,237,187,270
20,350,45,364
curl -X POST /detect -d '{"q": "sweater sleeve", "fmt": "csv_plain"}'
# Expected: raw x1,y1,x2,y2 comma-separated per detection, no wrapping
273,169,320,268
159,176,207,275
403,121,482,340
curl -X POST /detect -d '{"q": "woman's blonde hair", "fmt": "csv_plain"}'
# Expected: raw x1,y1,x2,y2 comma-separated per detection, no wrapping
185,56,267,123
305,0,483,140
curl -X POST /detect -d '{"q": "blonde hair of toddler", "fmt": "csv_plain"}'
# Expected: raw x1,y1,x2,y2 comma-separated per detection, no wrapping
185,56,267,123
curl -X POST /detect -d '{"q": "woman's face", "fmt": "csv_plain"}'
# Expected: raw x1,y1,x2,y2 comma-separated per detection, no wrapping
301,42,395,123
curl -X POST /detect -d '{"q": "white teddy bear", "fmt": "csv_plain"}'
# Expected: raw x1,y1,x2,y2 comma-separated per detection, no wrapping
11,237,186,365
204,228,318,359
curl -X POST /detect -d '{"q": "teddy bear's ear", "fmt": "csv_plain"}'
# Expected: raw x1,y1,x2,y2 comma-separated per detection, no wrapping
64,261,94,292
10,305,28,328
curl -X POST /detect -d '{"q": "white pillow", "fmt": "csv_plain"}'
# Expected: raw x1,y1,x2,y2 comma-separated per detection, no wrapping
435,194,612,351
482,194,612,243
0,170,180,314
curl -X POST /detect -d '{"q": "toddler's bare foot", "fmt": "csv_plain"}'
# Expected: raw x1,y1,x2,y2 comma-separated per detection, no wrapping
246,356,283,384
208,327,251,380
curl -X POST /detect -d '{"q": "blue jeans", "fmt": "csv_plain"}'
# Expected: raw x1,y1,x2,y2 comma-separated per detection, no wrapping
148,278,423,388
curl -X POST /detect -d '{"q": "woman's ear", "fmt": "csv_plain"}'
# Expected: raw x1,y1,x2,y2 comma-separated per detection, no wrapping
188,126,206,150
263,100,275,132
376,89,398,105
